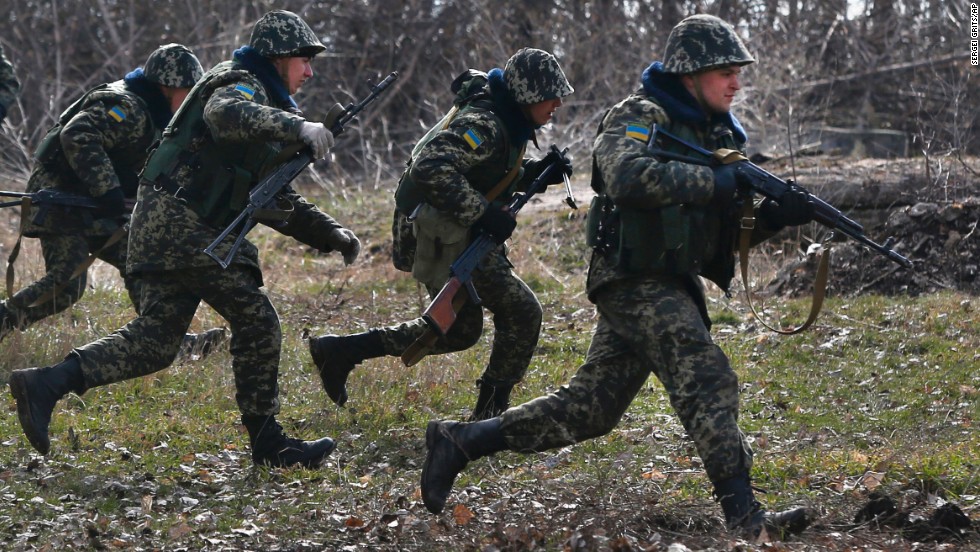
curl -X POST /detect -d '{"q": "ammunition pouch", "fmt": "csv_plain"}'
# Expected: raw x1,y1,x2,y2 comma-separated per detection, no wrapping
589,194,717,276
411,204,470,287
391,207,416,272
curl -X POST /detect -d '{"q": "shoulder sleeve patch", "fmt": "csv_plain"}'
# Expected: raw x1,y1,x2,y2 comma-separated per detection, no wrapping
107,106,127,122
462,128,484,150
233,84,255,100
625,123,651,143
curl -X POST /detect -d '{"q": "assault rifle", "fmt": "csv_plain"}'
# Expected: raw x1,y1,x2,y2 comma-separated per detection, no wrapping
400,145,571,367
647,125,912,269
203,71,399,268
0,189,100,223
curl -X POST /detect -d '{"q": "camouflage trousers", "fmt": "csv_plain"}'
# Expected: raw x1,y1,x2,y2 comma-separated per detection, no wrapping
1,232,140,335
377,249,542,387
73,264,282,416
499,274,753,484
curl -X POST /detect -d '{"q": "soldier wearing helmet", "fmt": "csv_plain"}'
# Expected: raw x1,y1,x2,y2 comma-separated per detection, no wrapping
0,43,223,355
10,11,358,470
419,15,817,540
309,47,573,422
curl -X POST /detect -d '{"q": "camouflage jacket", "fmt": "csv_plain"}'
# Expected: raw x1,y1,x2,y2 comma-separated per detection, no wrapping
409,99,535,229
0,45,20,118
588,90,777,299
127,60,344,275
23,80,159,238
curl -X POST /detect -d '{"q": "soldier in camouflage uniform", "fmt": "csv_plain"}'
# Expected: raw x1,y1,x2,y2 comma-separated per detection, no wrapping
309,48,573,420
9,11,360,468
0,44,224,355
0,44,20,125
421,15,817,541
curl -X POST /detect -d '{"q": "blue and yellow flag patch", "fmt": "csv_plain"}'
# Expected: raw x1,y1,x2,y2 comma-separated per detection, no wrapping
107,106,126,122
625,123,651,142
462,129,483,150
234,84,255,100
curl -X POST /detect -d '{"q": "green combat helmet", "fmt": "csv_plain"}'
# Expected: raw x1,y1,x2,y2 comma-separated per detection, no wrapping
503,48,574,106
249,10,326,58
662,14,754,74
143,44,204,88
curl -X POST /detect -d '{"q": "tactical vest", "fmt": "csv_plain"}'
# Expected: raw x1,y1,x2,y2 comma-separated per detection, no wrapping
393,71,523,216
33,81,148,197
140,61,281,228
587,111,744,289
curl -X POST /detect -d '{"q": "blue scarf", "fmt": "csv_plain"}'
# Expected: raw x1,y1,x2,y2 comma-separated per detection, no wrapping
640,61,746,143
487,68,534,145
232,46,298,109
123,68,173,130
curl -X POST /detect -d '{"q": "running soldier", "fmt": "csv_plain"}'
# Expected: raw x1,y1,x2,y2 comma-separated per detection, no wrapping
309,48,573,420
420,15,817,541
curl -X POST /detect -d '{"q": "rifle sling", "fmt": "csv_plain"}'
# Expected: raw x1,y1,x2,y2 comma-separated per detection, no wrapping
400,146,526,366
737,199,830,335
5,197,32,297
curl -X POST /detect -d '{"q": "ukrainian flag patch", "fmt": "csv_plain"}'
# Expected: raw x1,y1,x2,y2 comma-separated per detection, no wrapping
107,106,126,122
462,129,483,150
625,123,651,142
234,84,255,100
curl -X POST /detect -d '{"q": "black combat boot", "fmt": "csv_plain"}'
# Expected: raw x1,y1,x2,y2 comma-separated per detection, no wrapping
178,327,228,360
9,356,86,455
420,417,507,514
714,472,815,541
242,415,335,468
308,330,384,406
470,378,515,421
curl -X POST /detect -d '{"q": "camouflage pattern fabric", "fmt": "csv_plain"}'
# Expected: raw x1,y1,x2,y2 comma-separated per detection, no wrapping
0,233,139,339
1,79,159,339
374,248,542,386
24,80,155,209
73,53,352,415
143,43,203,88
662,14,755,75
372,81,547,386
248,10,325,58
587,93,779,298
128,62,344,274
494,84,783,486
74,265,282,416
586,92,716,296
498,274,753,483
0,44,20,121
503,48,574,106
408,107,516,228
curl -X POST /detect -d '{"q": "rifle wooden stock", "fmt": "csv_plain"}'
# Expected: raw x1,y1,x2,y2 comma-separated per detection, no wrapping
422,278,463,336
399,145,572,366
401,288,469,367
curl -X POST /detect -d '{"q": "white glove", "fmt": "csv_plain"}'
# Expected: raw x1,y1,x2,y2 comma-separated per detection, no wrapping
327,227,361,265
299,122,335,159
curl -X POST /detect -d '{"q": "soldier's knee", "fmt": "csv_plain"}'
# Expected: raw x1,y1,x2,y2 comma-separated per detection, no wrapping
447,322,482,350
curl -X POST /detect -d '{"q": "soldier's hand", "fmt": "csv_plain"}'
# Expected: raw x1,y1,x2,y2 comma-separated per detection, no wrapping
760,182,814,228
710,163,747,205
327,227,361,265
474,207,516,245
537,148,573,185
95,187,128,217
299,122,335,159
